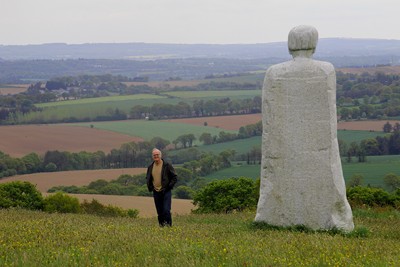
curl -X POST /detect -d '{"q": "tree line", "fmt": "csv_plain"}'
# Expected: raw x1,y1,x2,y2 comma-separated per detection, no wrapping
0,120,262,179
339,124,400,163
336,71,400,120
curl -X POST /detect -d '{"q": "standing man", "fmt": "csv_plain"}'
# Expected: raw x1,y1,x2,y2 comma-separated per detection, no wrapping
146,148,177,227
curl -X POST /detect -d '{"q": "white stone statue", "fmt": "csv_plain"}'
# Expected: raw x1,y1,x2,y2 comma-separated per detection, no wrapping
255,25,354,232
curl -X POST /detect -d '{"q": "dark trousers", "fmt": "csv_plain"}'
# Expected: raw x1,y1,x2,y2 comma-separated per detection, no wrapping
153,190,172,226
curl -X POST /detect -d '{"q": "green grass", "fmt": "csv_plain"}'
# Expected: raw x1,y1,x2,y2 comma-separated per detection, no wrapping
175,131,386,158
342,155,400,188
20,90,261,124
164,90,261,99
337,130,388,144
73,120,236,144
191,136,261,155
204,155,400,190
0,208,399,266
35,94,165,108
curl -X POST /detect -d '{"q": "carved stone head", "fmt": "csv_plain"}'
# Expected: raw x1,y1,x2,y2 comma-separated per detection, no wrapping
288,25,318,58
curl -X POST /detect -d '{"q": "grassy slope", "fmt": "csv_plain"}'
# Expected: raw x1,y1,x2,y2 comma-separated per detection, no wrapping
0,208,399,266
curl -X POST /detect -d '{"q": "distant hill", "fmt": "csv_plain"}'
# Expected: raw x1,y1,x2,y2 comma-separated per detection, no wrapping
1,38,400,60
1,38,400,83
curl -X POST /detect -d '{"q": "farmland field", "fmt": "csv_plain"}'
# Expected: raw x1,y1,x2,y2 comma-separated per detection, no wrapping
337,65,400,75
0,168,147,192
19,90,261,124
164,89,261,99
163,114,262,130
0,84,28,95
73,120,235,143
0,168,194,217
35,94,165,108
1,116,396,158
0,124,141,157
204,155,400,190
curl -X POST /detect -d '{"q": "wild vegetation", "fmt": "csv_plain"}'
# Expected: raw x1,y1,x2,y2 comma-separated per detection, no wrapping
0,206,399,266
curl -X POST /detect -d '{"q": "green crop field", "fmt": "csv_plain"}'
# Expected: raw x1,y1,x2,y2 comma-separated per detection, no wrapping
73,120,236,144
17,90,261,124
341,155,400,188
171,129,386,158
1,208,399,266
204,155,400,190
164,89,261,99
35,94,165,108
337,130,388,144
185,136,261,155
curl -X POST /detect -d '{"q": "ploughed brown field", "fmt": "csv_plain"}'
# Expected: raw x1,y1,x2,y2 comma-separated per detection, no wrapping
337,120,400,131
165,113,398,132
0,168,195,218
0,84,29,95
337,65,400,75
1,116,398,158
0,124,142,158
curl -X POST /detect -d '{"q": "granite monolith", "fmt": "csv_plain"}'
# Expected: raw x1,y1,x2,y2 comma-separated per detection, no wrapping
255,25,354,232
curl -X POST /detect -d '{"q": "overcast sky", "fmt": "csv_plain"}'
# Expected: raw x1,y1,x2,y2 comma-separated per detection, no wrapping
1,0,399,45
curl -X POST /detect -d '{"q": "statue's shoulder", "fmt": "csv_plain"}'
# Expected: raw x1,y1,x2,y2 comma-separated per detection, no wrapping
265,61,292,77
313,60,335,75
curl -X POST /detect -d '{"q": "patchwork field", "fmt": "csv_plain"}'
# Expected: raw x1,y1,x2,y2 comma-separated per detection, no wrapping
338,65,400,75
1,116,399,158
0,168,147,192
163,114,262,130
0,168,194,217
166,114,399,132
0,124,142,157
0,84,28,95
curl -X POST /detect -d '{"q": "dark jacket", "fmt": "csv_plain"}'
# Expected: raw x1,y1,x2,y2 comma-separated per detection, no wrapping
146,160,178,192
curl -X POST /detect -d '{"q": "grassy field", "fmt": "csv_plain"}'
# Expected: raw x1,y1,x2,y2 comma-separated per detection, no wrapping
164,89,260,99
0,208,399,266
337,130,388,143
21,90,261,124
73,120,236,144
204,155,400,190
35,94,165,108
170,129,386,156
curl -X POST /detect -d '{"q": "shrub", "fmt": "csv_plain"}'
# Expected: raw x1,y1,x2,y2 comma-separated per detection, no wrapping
80,199,138,218
43,192,81,213
44,162,57,172
347,174,364,187
174,186,195,199
88,179,109,190
99,183,123,195
383,173,400,192
193,177,258,213
346,186,400,208
0,181,44,210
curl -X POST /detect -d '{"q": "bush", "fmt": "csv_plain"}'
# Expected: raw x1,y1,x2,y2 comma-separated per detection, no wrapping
44,192,81,213
383,173,400,192
346,186,400,208
174,185,195,199
0,181,44,210
44,162,57,172
80,199,139,218
193,177,258,213
347,174,363,187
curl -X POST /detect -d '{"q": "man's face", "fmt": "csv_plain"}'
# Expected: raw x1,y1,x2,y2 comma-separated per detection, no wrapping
152,151,161,163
